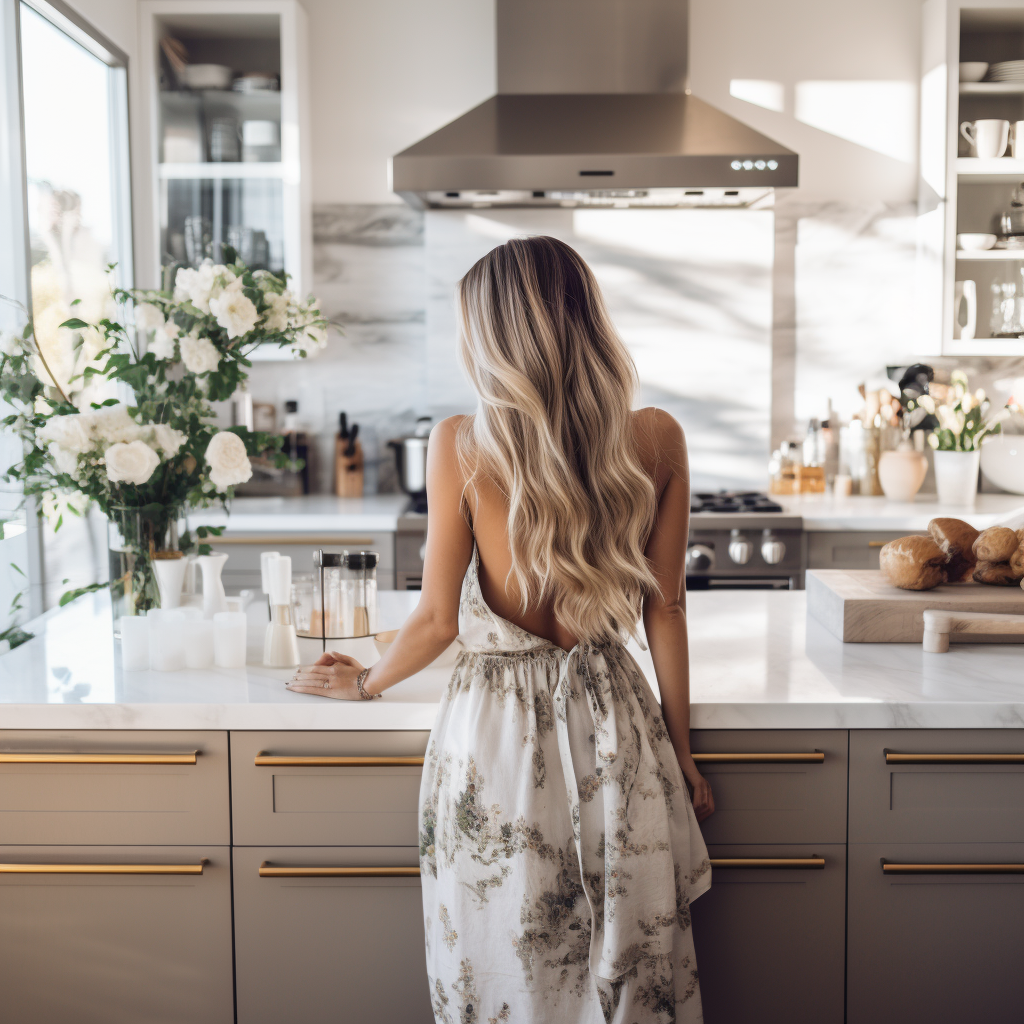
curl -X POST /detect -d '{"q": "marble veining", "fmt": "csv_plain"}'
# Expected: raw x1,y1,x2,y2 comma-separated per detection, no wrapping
2,589,1022,731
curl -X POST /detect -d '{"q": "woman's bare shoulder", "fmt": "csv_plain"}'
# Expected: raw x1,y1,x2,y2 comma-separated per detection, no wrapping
631,407,686,465
430,413,473,443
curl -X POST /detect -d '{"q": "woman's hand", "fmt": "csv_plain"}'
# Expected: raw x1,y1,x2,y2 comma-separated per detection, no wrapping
677,752,715,823
286,651,367,700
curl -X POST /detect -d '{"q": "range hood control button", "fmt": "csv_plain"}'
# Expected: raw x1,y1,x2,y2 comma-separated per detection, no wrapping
761,529,786,565
728,529,752,565
686,544,715,572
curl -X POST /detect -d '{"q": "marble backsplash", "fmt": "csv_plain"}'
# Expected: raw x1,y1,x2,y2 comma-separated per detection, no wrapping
244,200,1024,495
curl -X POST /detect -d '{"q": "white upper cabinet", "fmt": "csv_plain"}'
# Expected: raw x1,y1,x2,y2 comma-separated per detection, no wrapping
138,0,311,341
920,0,1024,357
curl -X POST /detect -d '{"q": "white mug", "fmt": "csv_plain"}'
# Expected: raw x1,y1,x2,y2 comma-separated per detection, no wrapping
1013,121,1024,160
954,279,977,340
960,119,1010,159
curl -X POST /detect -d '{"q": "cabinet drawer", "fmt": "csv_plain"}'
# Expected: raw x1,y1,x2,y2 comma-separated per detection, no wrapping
0,844,233,1024
690,730,847,844
233,845,431,1024
806,530,925,570
692,843,846,1024
850,730,1024,843
847,842,1024,1024
0,730,229,845
231,730,430,846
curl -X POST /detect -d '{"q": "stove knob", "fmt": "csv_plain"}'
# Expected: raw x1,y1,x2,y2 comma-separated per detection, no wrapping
686,544,715,572
761,530,786,565
728,529,752,565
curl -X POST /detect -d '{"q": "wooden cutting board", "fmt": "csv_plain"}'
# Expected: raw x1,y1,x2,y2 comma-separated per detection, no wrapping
806,569,1024,642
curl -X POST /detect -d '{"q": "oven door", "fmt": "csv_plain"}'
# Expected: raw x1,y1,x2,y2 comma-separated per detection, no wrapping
687,575,796,591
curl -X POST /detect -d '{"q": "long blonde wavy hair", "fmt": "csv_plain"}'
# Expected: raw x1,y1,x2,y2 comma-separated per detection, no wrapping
455,235,659,643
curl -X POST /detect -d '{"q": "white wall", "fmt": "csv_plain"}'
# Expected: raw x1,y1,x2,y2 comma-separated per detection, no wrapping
300,0,495,204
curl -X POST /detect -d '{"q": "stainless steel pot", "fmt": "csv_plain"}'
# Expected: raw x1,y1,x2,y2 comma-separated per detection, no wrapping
389,417,431,495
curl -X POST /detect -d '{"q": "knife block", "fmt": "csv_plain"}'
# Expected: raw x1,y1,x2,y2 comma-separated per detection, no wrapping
335,438,364,497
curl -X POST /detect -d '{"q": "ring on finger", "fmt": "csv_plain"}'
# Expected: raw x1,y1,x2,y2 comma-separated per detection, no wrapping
322,680,330,689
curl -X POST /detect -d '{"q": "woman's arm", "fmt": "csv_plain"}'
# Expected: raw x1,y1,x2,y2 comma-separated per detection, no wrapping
287,417,473,700
641,410,714,822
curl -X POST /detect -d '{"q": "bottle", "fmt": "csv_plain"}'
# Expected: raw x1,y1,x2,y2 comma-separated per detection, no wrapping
802,419,821,467
283,400,313,494
334,412,364,497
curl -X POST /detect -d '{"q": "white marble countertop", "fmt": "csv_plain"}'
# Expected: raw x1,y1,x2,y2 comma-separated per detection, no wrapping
775,493,1024,532
187,495,411,534
2,589,1022,731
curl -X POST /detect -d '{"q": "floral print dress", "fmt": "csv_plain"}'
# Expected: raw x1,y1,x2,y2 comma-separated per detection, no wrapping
419,547,710,1024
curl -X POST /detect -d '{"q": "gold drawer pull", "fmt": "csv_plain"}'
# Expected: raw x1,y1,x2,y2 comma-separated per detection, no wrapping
210,535,376,546
0,861,206,875
693,752,824,764
882,860,1024,875
711,857,825,869
0,751,198,765
885,751,1024,764
255,754,424,767
259,862,420,878
867,540,888,548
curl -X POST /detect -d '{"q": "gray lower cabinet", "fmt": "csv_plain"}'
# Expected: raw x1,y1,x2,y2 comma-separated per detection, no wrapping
806,530,925,570
847,842,1024,1024
0,844,234,1024
233,845,432,1024
692,844,846,1024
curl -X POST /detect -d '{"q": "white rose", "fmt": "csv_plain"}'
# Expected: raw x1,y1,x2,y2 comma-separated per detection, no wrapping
38,414,92,453
180,333,221,375
173,267,197,305
104,439,160,485
205,431,253,490
148,324,178,361
90,404,142,444
210,278,260,339
48,442,80,478
262,291,289,332
151,423,186,456
134,302,165,332
293,323,327,355
175,262,221,313
1,331,22,357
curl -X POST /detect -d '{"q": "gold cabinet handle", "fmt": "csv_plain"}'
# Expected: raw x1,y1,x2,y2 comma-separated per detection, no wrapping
254,754,424,767
885,751,1024,764
711,857,825,869
259,862,420,878
867,540,888,548
882,860,1024,875
693,752,824,764
0,861,206,875
0,751,198,765
209,535,376,546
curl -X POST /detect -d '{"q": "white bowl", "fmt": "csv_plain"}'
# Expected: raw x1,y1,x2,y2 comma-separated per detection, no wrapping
373,629,463,667
180,64,233,90
957,232,997,251
959,62,990,83
980,435,1024,495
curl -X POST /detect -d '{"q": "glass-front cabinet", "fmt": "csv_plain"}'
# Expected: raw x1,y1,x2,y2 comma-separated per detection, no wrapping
140,0,311,353
920,0,1024,356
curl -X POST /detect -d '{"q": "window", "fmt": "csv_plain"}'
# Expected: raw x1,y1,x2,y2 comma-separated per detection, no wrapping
0,0,132,619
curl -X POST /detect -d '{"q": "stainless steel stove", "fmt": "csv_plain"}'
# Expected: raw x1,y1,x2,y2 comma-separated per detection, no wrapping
687,492,803,590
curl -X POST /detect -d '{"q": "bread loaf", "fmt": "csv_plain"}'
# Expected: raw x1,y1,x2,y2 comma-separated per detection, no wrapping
973,526,1019,563
928,518,979,582
879,535,948,591
973,560,1023,586
1010,529,1024,577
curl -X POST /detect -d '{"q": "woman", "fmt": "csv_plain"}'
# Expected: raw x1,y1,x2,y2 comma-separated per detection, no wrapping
288,236,714,1023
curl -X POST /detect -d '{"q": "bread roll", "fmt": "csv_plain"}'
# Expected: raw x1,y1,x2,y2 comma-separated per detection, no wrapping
1009,530,1024,576
973,560,1023,586
928,517,979,582
880,535,948,591
973,526,1019,563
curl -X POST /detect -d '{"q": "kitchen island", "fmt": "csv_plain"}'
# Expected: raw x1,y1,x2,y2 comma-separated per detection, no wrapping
1,589,1022,1024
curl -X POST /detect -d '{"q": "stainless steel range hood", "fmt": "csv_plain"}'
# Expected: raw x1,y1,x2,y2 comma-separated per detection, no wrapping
392,0,797,210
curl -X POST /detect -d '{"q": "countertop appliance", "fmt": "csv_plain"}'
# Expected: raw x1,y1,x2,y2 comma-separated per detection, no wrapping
688,492,804,590
389,417,431,515
392,0,797,210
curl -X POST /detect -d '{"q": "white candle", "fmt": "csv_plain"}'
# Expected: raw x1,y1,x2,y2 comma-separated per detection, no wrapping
149,609,185,671
214,611,248,668
119,616,149,671
184,619,215,670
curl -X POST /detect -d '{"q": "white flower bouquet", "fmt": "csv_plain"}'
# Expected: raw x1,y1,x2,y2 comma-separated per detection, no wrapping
914,371,1007,452
0,255,329,615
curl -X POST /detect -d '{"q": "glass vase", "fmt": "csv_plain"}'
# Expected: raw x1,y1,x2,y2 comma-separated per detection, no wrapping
107,504,187,629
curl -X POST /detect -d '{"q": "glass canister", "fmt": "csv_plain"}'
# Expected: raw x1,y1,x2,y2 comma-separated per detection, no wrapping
311,551,351,643
345,551,379,637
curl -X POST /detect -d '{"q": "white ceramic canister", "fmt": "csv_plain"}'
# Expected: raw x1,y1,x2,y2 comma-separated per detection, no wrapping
933,449,982,505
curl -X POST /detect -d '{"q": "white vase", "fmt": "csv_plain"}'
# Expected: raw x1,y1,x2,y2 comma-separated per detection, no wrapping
152,555,187,609
878,447,928,502
933,449,982,505
197,552,229,619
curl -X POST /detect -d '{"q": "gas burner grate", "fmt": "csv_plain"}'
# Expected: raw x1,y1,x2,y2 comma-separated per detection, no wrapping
690,491,783,514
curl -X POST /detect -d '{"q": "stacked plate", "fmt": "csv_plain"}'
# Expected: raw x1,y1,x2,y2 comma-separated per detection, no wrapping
987,60,1024,82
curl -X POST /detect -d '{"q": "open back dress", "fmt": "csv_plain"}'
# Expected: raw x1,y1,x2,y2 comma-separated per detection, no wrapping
419,546,711,1024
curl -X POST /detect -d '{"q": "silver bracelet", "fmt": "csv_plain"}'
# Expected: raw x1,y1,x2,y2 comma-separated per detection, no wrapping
355,668,380,700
